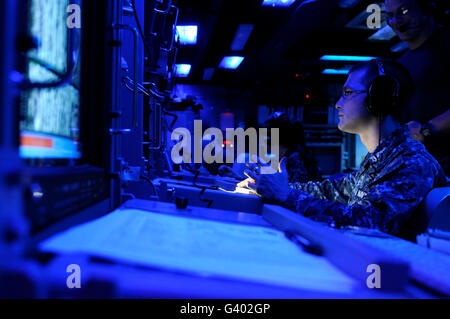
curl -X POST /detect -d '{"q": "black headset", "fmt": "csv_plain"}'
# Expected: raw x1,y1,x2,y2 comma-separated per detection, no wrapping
365,59,401,117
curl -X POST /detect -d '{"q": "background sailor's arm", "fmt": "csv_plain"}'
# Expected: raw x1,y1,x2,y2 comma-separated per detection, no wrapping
408,109,450,142
428,109,450,133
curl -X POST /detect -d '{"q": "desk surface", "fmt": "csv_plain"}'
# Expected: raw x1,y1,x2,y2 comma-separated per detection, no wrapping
343,231,450,297
123,198,269,227
37,199,446,298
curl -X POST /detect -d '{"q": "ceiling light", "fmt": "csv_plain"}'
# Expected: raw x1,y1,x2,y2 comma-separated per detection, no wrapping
320,55,375,62
262,0,297,8
230,24,254,51
368,25,396,41
203,68,215,81
218,56,244,70
338,0,361,8
176,25,198,45
175,64,192,77
390,41,409,53
322,69,350,75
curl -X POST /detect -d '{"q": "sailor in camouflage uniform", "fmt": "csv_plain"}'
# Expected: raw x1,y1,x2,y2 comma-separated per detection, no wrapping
241,59,448,236
286,125,447,235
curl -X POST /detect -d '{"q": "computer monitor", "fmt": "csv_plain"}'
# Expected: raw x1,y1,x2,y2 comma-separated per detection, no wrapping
20,0,82,163
17,0,112,233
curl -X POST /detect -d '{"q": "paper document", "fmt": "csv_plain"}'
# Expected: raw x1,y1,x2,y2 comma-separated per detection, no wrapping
40,206,358,293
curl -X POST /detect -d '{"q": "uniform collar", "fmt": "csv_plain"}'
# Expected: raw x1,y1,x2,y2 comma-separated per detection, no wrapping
364,126,409,167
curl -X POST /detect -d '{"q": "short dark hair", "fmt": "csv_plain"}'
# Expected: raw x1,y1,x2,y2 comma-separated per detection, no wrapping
349,59,415,122
264,113,306,150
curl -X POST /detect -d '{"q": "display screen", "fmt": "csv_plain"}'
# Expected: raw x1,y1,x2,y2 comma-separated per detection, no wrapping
20,0,81,160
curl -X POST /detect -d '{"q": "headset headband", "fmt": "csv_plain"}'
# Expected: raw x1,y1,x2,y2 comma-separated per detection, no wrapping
372,58,400,97
376,58,385,76
366,59,401,117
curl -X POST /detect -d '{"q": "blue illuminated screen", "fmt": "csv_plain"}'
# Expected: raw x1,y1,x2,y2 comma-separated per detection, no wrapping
20,0,81,159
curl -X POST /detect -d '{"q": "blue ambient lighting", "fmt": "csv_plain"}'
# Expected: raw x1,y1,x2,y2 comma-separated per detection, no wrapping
175,64,192,77
203,68,215,81
176,25,198,45
320,55,375,62
230,24,254,51
262,0,297,7
322,69,350,75
368,25,397,42
218,56,244,70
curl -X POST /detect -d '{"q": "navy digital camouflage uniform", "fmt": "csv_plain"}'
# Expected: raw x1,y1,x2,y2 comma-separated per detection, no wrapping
286,126,449,235
286,150,322,183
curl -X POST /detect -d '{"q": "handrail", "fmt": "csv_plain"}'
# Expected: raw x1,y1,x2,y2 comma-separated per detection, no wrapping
160,5,179,53
154,0,173,14
113,23,139,130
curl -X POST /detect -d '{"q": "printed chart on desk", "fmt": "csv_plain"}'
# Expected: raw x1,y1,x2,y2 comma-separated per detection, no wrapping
40,206,359,293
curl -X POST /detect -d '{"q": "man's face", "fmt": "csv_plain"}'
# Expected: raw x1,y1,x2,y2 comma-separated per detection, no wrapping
385,0,428,42
335,70,373,134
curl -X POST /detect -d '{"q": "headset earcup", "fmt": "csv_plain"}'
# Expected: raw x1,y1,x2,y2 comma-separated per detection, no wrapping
365,87,376,116
366,78,382,116
367,76,399,116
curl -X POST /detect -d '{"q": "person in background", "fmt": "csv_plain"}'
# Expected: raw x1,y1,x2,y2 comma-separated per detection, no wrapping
386,0,450,175
264,112,321,183
219,113,321,183
239,59,448,237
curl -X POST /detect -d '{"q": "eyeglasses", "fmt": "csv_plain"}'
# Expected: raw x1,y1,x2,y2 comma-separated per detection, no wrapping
342,89,367,99
386,6,410,24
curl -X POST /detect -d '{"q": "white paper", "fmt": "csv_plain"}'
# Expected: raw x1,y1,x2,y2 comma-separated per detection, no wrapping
40,207,358,293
